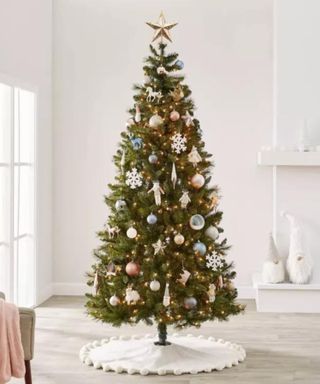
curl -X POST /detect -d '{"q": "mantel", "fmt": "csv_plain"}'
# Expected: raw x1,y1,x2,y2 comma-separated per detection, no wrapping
257,150,320,166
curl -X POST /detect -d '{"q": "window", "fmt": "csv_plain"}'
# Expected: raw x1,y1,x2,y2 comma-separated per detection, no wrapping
0,80,36,307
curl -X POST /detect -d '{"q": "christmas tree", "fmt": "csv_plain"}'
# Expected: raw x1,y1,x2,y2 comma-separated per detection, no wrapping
86,12,244,346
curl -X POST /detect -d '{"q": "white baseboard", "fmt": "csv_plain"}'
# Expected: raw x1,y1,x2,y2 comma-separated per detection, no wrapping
36,284,53,306
49,283,254,299
52,282,88,296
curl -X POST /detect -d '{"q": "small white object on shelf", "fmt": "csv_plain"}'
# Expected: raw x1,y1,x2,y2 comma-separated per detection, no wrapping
257,150,320,166
262,233,285,284
282,211,313,284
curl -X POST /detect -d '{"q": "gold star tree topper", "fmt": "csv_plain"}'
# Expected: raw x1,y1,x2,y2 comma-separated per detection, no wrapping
146,12,178,43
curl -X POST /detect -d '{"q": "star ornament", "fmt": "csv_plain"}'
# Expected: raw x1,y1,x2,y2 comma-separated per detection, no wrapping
146,12,178,43
152,239,167,255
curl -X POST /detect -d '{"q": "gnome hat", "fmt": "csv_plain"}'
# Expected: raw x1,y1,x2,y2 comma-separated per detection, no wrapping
266,232,280,263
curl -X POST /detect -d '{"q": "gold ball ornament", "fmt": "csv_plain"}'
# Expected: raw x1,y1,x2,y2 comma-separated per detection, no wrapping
170,110,180,121
149,114,163,128
191,173,205,189
174,233,185,245
125,261,141,277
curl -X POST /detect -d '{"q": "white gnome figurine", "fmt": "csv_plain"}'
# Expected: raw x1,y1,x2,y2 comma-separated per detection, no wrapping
282,211,313,284
125,287,140,305
148,181,164,206
262,233,285,283
188,146,202,167
179,190,191,209
208,283,216,303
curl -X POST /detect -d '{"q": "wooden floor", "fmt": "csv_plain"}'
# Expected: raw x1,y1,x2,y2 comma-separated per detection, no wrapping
13,296,320,383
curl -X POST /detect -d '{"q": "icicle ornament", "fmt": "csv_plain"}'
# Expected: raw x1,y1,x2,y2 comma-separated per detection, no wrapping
163,283,170,307
171,162,177,189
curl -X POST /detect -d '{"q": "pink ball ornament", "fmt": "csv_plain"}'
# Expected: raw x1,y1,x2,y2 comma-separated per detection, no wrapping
125,261,141,277
170,110,180,122
191,173,205,189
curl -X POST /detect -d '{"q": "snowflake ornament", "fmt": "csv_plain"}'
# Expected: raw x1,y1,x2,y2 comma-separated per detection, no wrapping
126,168,143,189
206,253,224,271
171,133,187,154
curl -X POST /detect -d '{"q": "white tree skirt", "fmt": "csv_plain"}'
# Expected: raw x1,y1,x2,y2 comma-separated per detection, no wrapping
79,334,246,375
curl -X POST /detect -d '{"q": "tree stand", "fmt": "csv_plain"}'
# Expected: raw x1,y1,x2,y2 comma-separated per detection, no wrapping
154,323,171,346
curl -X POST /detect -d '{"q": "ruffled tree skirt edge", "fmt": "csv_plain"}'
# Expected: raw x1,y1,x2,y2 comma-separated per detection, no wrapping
79,333,246,376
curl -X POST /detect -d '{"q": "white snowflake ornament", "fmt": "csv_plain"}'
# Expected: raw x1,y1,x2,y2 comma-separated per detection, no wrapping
126,168,143,189
171,133,187,154
206,253,224,271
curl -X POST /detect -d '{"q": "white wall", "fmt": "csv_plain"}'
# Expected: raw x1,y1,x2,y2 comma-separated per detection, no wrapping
275,0,320,283
52,0,273,296
0,0,53,304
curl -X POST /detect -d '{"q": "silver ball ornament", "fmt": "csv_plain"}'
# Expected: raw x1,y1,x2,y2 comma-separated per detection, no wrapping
149,280,160,291
184,297,197,309
189,214,205,230
174,233,185,245
175,60,184,69
147,213,157,225
191,173,205,189
126,227,137,239
149,114,163,128
148,153,158,164
115,199,126,211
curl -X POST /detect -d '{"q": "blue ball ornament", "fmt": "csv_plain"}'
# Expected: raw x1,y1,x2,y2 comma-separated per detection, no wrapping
193,241,207,256
130,137,143,150
175,60,184,69
148,153,158,164
147,213,157,225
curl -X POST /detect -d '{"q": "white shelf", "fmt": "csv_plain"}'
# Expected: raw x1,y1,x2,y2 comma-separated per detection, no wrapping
252,273,320,313
257,150,320,166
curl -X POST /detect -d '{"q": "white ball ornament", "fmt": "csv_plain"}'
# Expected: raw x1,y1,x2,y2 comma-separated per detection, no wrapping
205,225,219,240
143,75,151,84
149,280,161,291
174,233,185,245
170,110,180,121
109,295,120,306
157,66,167,75
126,227,137,239
191,173,205,189
189,214,205,230
149,114,163,128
